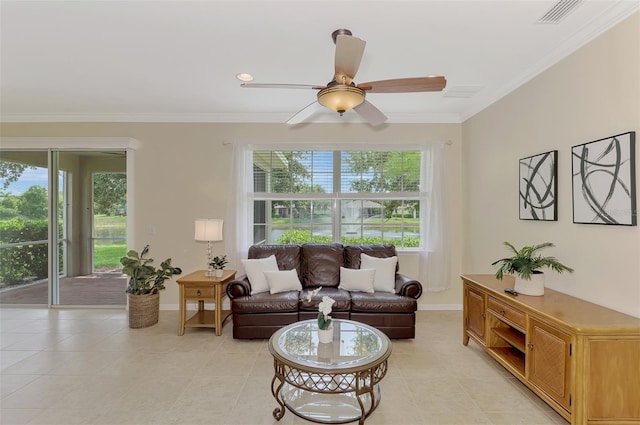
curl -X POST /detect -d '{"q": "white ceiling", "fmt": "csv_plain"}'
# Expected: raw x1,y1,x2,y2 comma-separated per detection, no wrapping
1,0,638,124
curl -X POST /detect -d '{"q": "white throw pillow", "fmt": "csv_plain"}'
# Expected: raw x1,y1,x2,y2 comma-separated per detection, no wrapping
264,270,303,294
242,255,279,295
360,253,397,293
338,267,376,293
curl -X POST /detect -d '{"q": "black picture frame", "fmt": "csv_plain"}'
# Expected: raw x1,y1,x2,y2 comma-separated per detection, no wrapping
519,150,558,221
572,131,636,226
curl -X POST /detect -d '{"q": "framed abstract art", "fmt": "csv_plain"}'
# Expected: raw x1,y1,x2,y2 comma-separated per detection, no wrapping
572,131,636,226
519,150,557,221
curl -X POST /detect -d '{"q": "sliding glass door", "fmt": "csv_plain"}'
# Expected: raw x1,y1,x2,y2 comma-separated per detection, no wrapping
0,149,128,306
0,151,50,304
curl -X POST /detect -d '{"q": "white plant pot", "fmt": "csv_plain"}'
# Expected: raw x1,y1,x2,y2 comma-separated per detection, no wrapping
318,326,334,344
514,273,545,296
214,269,223,278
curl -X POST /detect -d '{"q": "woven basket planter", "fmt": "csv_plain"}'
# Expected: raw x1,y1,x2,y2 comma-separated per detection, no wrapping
128,293,160,328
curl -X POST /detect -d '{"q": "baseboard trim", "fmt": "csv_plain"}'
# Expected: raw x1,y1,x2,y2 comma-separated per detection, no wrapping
418,304,462,311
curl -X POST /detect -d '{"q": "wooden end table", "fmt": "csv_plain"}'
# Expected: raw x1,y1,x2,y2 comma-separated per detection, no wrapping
176,269,235,336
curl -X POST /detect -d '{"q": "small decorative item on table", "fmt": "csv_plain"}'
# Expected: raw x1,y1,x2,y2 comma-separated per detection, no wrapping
317,296,335,343
491,241,573,296
301,287,336,343
209,255,228,278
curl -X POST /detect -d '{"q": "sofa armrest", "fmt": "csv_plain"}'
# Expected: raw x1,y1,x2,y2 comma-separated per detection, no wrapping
226,276,251,299
395,273,423,299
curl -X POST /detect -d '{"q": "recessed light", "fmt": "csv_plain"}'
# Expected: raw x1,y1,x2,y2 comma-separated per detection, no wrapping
236,73,254,82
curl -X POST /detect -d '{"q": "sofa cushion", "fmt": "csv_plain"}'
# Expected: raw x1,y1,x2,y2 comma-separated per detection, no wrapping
338,267,375,293
264,270,303,294
360,253,397,293
242,255,278,295
301,243,344,288
350,291,417,313
248,244,302,277
231,291,300,314
344,244,399,272
299,287,351,312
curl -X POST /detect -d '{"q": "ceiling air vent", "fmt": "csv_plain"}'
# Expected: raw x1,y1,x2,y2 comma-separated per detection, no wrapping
443,86,483,99
537,0,583,24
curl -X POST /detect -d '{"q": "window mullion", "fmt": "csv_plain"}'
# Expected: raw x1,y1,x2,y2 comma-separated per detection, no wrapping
333,151,341,242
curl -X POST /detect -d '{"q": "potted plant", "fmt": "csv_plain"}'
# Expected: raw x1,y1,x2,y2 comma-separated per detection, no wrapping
209,255,228,278
120,245,182,328
491,241,573,296
301,287,335,343
317,295,335,343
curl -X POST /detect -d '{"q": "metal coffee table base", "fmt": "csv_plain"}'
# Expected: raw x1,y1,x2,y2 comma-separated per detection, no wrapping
271,359,388,424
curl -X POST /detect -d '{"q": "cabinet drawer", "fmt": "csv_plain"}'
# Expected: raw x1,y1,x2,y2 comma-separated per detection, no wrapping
184,287,215,298
488,297,525,329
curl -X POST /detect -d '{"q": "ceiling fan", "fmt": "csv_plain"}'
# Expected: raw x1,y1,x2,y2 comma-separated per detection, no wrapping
240,29,447,126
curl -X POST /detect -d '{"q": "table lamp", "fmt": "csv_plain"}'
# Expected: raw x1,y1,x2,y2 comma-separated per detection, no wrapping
194,218,224,276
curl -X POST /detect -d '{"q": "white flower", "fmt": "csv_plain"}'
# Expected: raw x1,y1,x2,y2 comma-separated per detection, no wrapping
317,296,335,330
318,296,335,317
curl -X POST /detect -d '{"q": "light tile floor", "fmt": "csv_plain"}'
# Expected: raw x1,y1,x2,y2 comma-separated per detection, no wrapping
0,308,568,425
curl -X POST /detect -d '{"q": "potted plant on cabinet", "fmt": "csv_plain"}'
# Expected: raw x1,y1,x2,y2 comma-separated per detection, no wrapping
209,255,228,278
491,241,573,296
120,245,182,328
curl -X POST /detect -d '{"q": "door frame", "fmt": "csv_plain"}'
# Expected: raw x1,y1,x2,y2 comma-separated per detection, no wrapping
0,137,139,308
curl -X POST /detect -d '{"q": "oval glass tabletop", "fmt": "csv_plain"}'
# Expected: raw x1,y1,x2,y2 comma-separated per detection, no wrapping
270,319,391,370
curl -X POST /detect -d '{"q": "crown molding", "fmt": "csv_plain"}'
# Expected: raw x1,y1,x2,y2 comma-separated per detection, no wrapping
0,112,462,124
0,136,140,149
459,1,639,122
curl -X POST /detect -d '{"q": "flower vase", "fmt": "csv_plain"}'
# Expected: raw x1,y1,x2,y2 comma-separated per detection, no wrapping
214,269,223,278
318,326,334,344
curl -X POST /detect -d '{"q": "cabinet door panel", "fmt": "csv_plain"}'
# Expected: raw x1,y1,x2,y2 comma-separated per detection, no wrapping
587,339,640,421
466,286,486,342
529,318,572,411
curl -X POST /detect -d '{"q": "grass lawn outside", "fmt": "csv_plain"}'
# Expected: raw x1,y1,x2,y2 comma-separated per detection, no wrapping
94,215,127,271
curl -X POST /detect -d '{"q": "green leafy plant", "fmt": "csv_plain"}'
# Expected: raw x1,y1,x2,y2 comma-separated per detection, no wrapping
492,241,574,280
120,245,182,295
209,255,228,270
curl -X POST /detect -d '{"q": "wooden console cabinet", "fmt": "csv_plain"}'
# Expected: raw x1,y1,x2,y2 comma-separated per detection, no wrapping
462,274,640,425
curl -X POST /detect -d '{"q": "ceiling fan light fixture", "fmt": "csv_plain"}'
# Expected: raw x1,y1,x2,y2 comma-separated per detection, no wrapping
317,85,365,115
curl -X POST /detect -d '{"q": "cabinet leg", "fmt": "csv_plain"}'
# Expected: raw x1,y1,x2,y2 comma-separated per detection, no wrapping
178,305,185,335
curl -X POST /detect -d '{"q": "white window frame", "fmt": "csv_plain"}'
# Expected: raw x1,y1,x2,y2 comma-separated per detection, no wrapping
246,148,428,250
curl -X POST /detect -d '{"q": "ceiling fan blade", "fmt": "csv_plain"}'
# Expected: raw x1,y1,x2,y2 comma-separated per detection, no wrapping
357,76,447,93
334,34,366,83
241,83,324,90
353,100,388,126
286,101,323,125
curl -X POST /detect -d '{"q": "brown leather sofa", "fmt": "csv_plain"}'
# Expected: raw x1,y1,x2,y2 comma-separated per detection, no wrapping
226,243,423,339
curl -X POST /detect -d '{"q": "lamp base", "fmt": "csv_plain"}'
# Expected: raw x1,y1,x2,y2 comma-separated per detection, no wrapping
205,267,216,277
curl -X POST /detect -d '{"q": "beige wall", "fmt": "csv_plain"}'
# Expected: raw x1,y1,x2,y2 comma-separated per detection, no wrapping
462,12,640,317
0,123,464,309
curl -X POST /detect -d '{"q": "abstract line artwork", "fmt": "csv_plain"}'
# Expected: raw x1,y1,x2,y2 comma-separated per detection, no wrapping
572,131,636,226
519,150,557,221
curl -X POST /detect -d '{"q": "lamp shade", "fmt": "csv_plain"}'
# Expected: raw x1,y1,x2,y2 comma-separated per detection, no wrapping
194,219,223,242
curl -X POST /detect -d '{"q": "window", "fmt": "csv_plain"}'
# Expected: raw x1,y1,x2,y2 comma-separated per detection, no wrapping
249,150,426,249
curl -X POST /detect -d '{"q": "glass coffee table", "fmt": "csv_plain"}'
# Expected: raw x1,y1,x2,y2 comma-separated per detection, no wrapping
269,319,392,425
